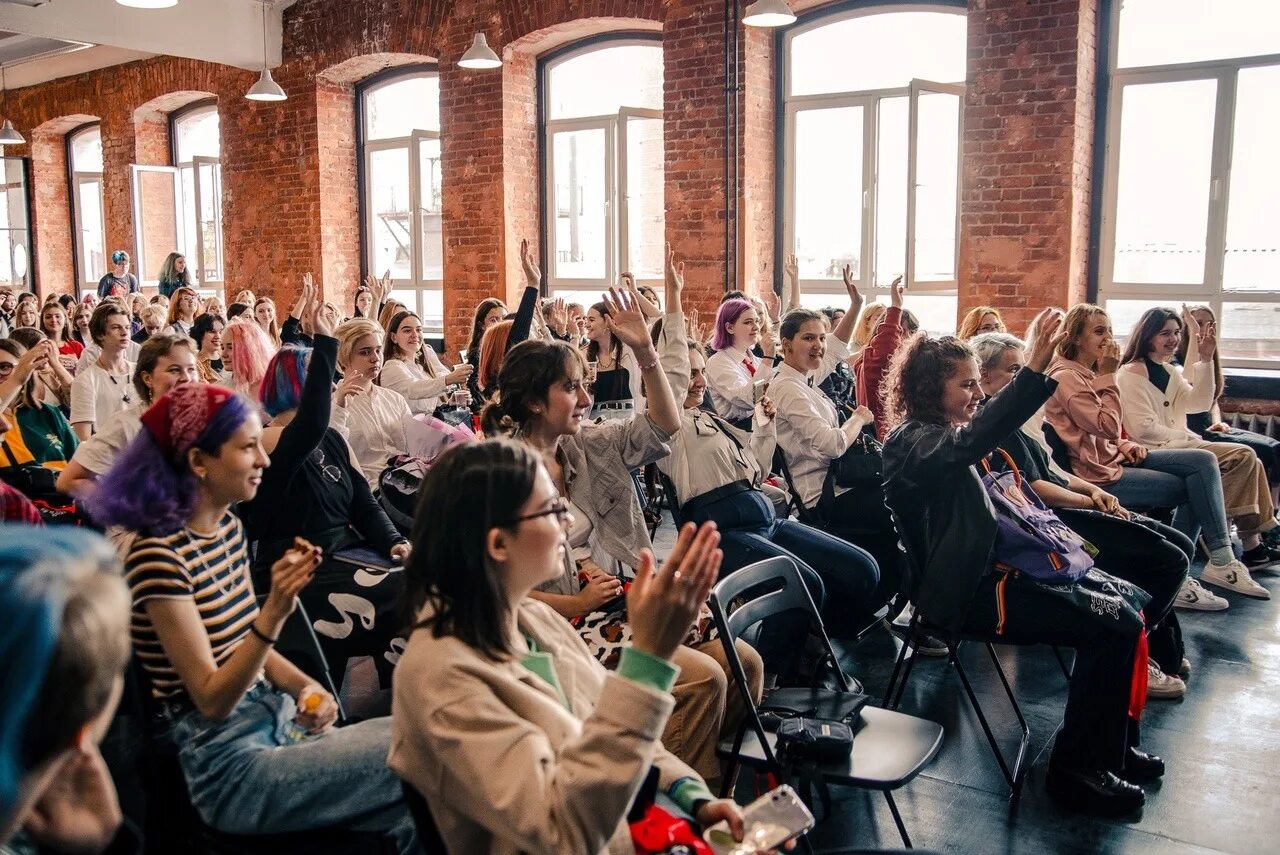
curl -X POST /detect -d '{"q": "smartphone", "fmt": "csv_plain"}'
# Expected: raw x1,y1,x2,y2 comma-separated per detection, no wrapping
752,377,770,404
703,785,815,855
331,546,400,571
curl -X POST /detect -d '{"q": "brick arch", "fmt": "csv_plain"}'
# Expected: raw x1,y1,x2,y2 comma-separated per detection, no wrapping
132,90,218,124
318,52,438,86
504,16,662,58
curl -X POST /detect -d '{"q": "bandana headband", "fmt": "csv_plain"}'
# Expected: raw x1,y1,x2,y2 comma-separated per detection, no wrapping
140,383,234,463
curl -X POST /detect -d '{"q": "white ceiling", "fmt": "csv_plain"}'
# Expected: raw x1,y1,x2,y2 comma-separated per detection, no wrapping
0,0,298,88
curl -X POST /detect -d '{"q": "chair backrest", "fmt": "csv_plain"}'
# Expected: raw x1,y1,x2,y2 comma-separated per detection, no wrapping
771,447,817,524
1040,421,1074,474
708,557,848,769
657,469,685,528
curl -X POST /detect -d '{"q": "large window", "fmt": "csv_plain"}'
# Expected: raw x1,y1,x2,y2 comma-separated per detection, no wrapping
173,104,224,293
1099,0,1280,366
0,157,31,290
783,6,965,332
542,39,664,305
359,70,443,332
69,124,105,292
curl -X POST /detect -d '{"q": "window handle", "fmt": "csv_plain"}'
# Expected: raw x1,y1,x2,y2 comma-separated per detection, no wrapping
1211,177,1221,202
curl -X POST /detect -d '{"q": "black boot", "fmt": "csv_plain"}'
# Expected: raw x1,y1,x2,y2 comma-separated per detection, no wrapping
1045,765,1145,817
1121,747,1165,783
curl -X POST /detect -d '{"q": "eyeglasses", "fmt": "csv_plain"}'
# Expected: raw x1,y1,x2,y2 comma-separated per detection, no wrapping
509,496,572,526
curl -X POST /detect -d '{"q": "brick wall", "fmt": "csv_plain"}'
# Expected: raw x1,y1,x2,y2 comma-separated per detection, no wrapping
2,0,1101,346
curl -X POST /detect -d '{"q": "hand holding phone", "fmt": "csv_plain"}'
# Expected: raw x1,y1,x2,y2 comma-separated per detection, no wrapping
703,785,814,854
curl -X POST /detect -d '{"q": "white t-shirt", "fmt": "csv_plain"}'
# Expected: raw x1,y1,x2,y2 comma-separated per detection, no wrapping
70,362,136,432
76,340,141,374
70,403,143,475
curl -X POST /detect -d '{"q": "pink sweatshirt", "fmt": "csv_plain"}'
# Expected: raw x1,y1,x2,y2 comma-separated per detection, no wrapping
1043,353,1140,486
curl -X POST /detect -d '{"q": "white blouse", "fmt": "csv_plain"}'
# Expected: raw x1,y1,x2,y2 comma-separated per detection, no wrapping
330,384,413,488
658,407,776,507
705,345,761,423
771,336,871,509
380,351,450,415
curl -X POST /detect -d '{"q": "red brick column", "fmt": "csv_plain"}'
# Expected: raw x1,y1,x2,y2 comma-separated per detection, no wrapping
29,127,75,295
958,0,1098,335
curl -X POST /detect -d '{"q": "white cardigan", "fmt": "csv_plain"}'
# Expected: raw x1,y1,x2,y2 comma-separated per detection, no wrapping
1115,359,1215,449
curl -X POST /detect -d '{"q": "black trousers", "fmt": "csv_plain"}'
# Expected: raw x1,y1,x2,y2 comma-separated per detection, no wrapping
1056,508,1188,673
962,571,1141,774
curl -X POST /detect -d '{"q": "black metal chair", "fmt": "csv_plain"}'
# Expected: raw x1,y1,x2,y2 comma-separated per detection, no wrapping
709,556,944,849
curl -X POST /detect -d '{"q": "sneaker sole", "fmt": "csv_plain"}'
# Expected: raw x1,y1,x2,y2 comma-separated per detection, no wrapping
1146,686,1186,700
1173,596,1229,612
1199,575,1272,600
882,619,949,657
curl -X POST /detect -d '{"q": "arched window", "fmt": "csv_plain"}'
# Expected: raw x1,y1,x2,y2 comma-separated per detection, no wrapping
172,103,224,292
541,37,664,305
359,68,442,332
1098,0,1280,365
782,5,965,332
69,123,105,291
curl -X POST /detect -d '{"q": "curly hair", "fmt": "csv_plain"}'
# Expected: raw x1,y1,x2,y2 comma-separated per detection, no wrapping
881,333,975,429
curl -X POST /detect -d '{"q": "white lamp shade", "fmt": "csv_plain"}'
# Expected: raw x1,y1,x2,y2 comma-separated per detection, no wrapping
743,0,796,27
246,67,287,102
0,120,25,146
459,33,502,70
115,0,178,8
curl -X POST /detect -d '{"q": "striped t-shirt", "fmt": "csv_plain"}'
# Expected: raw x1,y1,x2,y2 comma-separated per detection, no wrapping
125,512,259,700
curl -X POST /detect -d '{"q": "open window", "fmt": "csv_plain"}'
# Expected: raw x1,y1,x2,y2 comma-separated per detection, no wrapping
0,156,31,290
69,124,105,294
542,38,664,306
129,165,180,290
172,103,224,295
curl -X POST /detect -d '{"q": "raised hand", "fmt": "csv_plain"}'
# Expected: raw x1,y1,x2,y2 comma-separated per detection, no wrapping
762,287,781,323
551,297,570,334
888,275,904,309
520,238,542,287
1026,308,1068,373
601,287,653,353
784,252,799,282
842,264,864,315
627,523,721,661
665,243,685,310
1187,305,1217,361
310,283,336,339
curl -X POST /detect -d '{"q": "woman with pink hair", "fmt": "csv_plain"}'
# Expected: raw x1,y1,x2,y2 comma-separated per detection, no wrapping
221,319,276,403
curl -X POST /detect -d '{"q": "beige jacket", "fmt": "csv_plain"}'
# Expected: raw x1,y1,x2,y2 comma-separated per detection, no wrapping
388,598,701,855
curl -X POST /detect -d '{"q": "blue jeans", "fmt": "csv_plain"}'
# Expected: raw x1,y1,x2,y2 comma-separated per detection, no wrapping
165,682,416,852
684,489,882,618
1106,447,1229,552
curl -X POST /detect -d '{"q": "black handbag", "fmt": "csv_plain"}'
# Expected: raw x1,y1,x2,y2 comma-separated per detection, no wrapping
830,431,883,488
776,717,854,764
0,439,60,500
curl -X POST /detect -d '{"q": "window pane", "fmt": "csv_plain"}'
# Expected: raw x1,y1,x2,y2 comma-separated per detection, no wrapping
912,90,960,283
198,162,222,283
1103,298,1171,345
365,74,441,140
1118,0,1280,69
368,146,412,280
418,138,442,281
77,180,105,283
179,165,197,274
790,11,965,97
624,115,664,279
1111,79,1216,284
421,287,444,334
875,97,907,287
1223,65,1280,293
903,294,957,336
174,108,220,162
551,128,608,281
135,169,179,285
547,44,662,119
70,126,103,173
794,106,863,281
0,159,29,289
1220,302,1280,361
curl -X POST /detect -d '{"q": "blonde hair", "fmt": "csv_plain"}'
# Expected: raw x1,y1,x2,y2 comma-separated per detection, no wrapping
1176,304,1224,402
138,304,167,329
957,306,1006,340
335,318,384,370
1056,303,1109,364
851,304,888,349
377,300,406,332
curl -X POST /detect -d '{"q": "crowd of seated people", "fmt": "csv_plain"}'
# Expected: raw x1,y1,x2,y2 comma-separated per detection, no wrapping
4,237,1280,855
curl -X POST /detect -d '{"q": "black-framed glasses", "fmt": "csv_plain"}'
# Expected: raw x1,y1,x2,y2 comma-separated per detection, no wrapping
509,496,572,526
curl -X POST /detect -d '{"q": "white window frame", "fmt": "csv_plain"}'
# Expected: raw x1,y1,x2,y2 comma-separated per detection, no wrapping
172,105,224,297
129,164,182,290
359,71,444,334
68,124,105,293
1098,6,1280,368
542,39,664,299
0,156,32,291
781,5,965,314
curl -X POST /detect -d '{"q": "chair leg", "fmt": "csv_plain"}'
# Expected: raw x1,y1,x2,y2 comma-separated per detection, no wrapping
882,612,920,710
949,644,1030,800
883,791,912,849
1052,645,1074,682
983,643,1030,798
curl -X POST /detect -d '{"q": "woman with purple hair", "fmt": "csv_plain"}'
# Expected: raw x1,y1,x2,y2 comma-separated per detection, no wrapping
86,383,415,850
705,298,771,429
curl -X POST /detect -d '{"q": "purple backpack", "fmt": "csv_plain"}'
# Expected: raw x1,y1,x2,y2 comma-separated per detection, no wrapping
979,449,1093,583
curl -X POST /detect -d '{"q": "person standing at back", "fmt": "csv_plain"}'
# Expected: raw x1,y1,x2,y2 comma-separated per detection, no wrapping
96,251,139,298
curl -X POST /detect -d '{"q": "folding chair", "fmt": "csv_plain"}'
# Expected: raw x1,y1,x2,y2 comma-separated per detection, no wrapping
709,557,944,849
400,781,450,854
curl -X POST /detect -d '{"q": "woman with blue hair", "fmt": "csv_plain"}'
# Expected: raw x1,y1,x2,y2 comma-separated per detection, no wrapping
0,527,131,852
85,382,416,850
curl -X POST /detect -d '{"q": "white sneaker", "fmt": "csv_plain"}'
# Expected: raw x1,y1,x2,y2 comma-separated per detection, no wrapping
1201,559,1271,600
1146,662,1186,699
1173,577,1229,611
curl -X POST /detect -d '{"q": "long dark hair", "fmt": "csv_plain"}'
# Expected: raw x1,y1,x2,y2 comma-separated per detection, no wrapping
402,439,542,661
585,301,623,364
881,333,974,429
467,298,506,359
1120,306,1180,366
383,310,434,375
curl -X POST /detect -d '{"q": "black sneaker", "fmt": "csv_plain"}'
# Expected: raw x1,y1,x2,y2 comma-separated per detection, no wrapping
1242,543,1280,571
883,619,949,657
